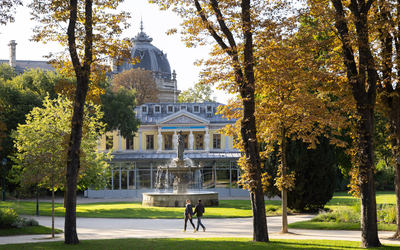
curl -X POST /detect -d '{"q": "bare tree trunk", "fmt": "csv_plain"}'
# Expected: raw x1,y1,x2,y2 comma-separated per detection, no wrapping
280,126,288,233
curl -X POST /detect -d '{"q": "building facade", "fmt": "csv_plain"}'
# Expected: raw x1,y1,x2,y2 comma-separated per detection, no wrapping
87,102,247,198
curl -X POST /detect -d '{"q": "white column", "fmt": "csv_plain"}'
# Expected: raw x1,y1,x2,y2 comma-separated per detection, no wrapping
225,135,229,152
173,130,178,150
189,130,194,150
204,127,210,151
138,131,142,152
157,127,163,151
118,132,122,152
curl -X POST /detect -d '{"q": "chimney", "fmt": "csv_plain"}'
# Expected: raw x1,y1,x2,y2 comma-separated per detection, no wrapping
109,57,117,73
8,40,17,68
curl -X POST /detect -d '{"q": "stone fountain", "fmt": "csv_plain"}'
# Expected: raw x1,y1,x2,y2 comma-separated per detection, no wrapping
142,131,219,207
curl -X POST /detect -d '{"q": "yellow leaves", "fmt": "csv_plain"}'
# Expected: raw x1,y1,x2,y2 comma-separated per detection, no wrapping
274,165,296,192
166,28,178,35
348,167,361,198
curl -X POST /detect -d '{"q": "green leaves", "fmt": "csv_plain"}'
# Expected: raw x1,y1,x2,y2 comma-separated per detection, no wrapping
178,82,217,103
12,94,111,191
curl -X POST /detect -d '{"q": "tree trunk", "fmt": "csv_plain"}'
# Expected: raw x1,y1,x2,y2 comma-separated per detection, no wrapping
388,106,400,238
64,84,86,244
193,0,268,241
51,187,54,238
280,127,288,233
330,0,381,247
358,106,381,248
376,2,400,237
394,154,400,239
64,0,92,245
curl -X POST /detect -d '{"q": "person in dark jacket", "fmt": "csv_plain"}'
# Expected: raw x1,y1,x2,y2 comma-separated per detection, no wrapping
183,199,196,233
193,199,206,232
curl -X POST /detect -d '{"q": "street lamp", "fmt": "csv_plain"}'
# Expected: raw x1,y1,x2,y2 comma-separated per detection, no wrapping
36,184,39,216
2,158,6,201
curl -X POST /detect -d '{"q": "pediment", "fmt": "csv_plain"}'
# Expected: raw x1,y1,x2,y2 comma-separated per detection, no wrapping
157,110,210,125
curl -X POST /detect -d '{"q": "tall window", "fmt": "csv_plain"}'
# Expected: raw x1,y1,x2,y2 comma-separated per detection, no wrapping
183,134,188,149
167,105,174,113
106,135,113,150
213,134,221,149
193,105,200,113
196,134,203,150
164,134,173,150
126,137,134,150
146,135,154,150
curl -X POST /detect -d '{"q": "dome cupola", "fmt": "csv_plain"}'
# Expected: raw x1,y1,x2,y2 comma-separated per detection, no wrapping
117,20,172,80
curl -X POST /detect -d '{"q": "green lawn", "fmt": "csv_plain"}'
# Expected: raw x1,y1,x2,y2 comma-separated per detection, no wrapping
289,191,397,231
0,200,283,219
327,191,396,207
0,238,399,250
288,221,397,231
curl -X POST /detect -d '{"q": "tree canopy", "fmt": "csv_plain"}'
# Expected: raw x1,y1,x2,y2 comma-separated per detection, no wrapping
0,0,22,25
178,82,216,103
100,80,141,139
11,94,110,237
112,68,159,105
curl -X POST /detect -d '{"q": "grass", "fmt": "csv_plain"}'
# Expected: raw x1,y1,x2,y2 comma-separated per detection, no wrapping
0,238,399,250
0,225,63,236
327,191,396,208
0,200,283,219
289,191,398,231
288,221,396,231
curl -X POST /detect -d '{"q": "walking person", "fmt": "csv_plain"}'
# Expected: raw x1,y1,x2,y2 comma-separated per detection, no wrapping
183,199,196,233
194,199,206,232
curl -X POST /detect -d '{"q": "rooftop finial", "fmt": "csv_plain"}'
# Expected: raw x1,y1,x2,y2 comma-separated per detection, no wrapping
140,17,144,33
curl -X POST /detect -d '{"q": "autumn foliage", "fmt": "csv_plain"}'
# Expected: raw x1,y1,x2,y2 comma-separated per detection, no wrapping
112,68,159,105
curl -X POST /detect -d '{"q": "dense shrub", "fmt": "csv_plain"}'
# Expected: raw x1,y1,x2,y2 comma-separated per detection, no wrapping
0,207,19,228
0,206,38,229
264,136,336,211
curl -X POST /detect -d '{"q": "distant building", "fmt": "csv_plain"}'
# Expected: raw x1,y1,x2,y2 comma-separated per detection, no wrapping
89,102,245,198
0,40,54,73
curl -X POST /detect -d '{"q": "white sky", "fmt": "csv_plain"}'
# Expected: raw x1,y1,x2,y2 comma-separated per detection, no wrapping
0,0,234,104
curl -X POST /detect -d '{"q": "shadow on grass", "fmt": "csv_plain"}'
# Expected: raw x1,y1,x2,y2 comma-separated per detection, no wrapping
0,238,398,250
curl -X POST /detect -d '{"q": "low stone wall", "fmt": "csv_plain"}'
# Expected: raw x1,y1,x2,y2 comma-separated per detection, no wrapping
142,192,219,207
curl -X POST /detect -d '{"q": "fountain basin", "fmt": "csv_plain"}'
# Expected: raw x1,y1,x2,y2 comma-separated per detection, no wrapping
142,191,219,207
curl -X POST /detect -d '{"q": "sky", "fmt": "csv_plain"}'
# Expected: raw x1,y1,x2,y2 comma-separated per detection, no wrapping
0,0,233,104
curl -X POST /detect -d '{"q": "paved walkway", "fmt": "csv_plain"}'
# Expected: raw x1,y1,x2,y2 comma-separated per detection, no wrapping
1,214,400,246
1,196,400,246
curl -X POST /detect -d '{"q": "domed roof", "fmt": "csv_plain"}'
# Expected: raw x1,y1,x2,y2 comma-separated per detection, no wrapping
117,21,172,80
